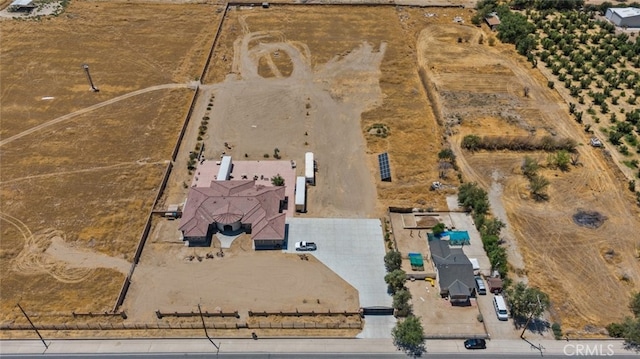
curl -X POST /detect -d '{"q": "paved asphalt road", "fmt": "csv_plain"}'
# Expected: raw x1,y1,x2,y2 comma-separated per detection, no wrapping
1,338,636,358
1,354,638,359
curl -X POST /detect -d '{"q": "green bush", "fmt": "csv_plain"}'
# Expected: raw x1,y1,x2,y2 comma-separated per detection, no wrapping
606,322,627,338
384,251,402,272
393,289,413,317
432,223,446,236
552,323,563,340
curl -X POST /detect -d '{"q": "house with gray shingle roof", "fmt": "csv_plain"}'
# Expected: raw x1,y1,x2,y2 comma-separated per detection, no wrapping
429,238,476,305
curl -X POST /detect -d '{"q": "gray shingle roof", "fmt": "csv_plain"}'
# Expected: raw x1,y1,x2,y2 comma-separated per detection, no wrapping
429,239,476,296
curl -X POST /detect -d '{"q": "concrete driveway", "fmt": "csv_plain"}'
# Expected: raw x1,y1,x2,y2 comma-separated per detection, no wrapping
284,218,395,338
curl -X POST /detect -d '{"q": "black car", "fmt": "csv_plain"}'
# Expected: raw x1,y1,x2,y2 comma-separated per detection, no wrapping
464,338,487,350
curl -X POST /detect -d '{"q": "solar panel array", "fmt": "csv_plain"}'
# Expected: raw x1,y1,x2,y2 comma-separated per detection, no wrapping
378,152,391,181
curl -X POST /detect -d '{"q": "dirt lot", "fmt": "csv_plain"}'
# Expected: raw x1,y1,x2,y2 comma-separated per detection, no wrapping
0,1,222,329
125,231,359,321
413,15,640,334
203,5,448,214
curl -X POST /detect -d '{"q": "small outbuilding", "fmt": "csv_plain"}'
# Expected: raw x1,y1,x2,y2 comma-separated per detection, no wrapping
8,0,35,12
487,277,504,294
605,7,640,28
485,12,501,31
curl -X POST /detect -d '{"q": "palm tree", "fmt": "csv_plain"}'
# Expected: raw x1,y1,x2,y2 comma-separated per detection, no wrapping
529,175,550,201
271,174,285,186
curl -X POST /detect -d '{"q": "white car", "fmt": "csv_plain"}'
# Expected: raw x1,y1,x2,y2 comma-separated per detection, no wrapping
295,241,317,251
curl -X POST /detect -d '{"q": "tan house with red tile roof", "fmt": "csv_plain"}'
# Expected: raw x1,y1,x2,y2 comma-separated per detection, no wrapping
179,180,287,249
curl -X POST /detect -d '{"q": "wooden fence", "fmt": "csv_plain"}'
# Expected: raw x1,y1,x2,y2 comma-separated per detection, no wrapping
155,310,240,319
248,310,362,317
1,321,361,331
72,311,127,319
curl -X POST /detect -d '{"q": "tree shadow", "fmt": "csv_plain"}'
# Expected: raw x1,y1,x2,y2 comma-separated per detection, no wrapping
527,318,551,335
513,317,551,336
624,341,640,353
397,343,426,358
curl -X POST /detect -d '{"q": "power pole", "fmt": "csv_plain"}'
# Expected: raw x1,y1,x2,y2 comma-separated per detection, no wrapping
198,304,220,356
16,303,48,349
82,64,99,92
521,294,543,339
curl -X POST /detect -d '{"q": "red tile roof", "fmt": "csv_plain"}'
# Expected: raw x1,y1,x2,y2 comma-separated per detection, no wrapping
179,180,286,241
485,16,501,26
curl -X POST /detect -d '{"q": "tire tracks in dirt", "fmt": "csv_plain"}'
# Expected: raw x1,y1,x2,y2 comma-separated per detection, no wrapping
0,83,190,147
0,160,167,185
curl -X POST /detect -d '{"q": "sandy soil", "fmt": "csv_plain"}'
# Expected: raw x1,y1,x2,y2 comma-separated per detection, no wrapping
124,233,359,322
414,18,640,334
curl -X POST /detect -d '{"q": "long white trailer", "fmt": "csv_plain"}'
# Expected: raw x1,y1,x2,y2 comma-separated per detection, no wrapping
217,155,232,181
305,152,315,185
295,176,306,213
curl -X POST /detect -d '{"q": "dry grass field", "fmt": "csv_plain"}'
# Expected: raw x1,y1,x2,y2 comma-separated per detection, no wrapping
0,1,222,329
413,13,640,334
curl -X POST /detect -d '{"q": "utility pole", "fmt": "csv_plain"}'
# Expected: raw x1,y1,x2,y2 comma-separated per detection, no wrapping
521,294,543,340
198,304,220,356
82,64,99,92
16,303,48,349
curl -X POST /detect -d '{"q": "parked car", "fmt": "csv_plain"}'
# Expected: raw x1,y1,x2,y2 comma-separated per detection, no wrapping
295,241,317,251
464,338,486,350
493,295,509,321
475,276,487,295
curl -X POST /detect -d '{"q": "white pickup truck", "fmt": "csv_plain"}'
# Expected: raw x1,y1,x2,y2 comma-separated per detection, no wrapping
295,241,317,251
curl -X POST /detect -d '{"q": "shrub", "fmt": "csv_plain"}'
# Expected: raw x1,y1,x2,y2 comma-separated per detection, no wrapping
547,81,555,89
461,135,576,152
385,269,407,294
458,182,489,215
462,135,482,151
606,322,627,338
521,156,540,178
393,289,413,317
529,174,550,201
482,218,505,237
384,251,402,272
432,222,446,236
552,323,563,340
